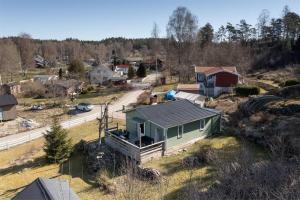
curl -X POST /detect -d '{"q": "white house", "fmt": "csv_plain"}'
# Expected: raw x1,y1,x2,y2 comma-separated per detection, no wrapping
115,64,129,76
89,65,114,85
33,75,58,84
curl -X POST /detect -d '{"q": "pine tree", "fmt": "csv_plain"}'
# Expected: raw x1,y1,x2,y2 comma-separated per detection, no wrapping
127,66,135,79
44,117,72,164
58,68,63,79
136,63,146,78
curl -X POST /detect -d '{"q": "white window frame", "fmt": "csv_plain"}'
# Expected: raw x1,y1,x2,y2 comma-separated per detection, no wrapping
177,125,183,139
200,119,205,131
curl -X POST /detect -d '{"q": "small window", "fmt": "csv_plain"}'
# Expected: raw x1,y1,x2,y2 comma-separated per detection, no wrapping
200,119,205,131
178,125,183,139
139,123,145,136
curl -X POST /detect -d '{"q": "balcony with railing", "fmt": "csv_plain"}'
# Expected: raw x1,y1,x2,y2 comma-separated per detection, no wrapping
105,127,165,163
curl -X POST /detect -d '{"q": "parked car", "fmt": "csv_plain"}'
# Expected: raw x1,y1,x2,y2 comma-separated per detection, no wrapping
76,103,93,112
31,104,45,111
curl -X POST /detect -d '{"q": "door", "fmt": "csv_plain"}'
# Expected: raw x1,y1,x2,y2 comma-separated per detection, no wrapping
0,107,3,121
154,127,163,143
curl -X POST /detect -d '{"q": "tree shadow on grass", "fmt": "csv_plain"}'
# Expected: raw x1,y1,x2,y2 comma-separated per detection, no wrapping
0,156,47,176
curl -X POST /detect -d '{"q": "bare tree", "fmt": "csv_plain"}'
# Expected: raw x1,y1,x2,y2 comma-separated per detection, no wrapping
166,6,198,82
0,39,21,82
15,33,34,76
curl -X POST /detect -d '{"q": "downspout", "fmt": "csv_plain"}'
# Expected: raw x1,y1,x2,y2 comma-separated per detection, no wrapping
163,128,167,156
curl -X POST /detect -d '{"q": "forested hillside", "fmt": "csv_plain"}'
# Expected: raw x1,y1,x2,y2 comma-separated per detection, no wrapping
0,5,299,81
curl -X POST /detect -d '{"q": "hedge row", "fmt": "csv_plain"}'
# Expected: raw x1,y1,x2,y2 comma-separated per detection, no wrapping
234,85,260,97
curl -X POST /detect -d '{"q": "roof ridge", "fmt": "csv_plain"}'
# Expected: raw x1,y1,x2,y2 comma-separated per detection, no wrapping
37,177,53,200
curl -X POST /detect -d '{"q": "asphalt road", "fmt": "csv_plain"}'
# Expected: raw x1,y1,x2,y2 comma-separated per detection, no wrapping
0,89,144,150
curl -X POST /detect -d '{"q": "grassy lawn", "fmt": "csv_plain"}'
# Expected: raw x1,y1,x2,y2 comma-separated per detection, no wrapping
0,119,125,200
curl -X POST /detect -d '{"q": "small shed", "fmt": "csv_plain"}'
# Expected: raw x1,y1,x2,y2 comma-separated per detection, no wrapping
13,177,80,200
174,91,206,107
177,84,200,94
0,93,18,121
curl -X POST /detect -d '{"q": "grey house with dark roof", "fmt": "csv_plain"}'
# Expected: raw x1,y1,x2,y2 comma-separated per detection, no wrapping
0,93,18,121
13,177,80,200
105,100,221,163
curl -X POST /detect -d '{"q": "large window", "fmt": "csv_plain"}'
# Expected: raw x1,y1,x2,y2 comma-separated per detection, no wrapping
178,125,183,139
200,119,205,131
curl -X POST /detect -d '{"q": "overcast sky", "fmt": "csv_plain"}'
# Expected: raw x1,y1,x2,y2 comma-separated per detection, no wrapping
0,0,299,40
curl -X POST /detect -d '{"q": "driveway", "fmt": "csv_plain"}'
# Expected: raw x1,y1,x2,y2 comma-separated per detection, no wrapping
0,89,144,150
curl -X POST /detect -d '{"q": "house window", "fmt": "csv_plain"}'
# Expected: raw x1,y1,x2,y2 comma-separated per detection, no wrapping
178,125,183,139
200,119,205,131
138,123,145,136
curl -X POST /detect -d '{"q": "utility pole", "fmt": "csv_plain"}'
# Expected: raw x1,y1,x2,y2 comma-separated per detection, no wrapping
97,103,109,145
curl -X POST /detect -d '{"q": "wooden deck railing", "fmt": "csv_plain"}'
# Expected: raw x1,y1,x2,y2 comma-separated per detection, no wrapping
105,127,164,162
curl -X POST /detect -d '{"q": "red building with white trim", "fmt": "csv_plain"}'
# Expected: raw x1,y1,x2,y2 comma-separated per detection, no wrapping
195,66,240,97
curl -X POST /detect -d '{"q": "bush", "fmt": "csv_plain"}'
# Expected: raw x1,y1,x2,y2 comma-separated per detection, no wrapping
96,170,117,194
127,66,135,79
281,79,300,87
68,59,85,75
234,85,260,96
22,82,46,98
137,91,151,105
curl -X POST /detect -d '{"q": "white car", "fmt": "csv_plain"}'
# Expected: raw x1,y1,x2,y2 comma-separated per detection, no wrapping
76,103,94,112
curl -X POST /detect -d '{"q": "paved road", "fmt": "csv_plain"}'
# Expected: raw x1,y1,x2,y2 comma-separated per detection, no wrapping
0,89,144,150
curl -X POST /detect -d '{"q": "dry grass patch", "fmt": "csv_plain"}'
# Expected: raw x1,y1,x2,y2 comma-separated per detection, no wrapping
0,119,125,200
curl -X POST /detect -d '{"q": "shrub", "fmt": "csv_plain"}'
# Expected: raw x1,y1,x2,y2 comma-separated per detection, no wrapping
68,59,85,75
22,82,46,98
127,66,135,79
281,79,300,87
96,170,117,194
87,85,94,91
234,85,260,96
137,91,151,105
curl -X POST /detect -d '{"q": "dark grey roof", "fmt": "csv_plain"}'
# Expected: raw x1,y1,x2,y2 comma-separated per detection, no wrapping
135,99,218,128
13,177,80,200
0,94,18,107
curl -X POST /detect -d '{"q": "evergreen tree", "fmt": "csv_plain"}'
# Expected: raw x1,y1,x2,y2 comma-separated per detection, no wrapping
136,63,146,78
44,117,72,164
127,66,135,79
58,68,63,79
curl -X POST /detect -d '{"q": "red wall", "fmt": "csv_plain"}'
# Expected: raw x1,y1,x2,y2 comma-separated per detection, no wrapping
215,72,238,87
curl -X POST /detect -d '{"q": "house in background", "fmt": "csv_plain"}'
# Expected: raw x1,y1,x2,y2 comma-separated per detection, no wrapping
34,55,49,68
13,177,80,200
0,82,22,96
195,66,239,97
89,65,114,85
105,100,221,163
0,87,18,121
115,64,129,76
45,79,84,97
33,75,58,84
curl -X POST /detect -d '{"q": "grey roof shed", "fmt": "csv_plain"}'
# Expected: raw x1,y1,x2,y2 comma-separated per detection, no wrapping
0,94,18,107
13,177,80,200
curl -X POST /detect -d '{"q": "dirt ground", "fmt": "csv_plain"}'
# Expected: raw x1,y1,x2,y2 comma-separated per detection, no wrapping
0,117,40,137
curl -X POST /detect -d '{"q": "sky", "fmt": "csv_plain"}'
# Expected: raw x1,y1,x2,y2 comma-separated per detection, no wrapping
0,0,299,41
